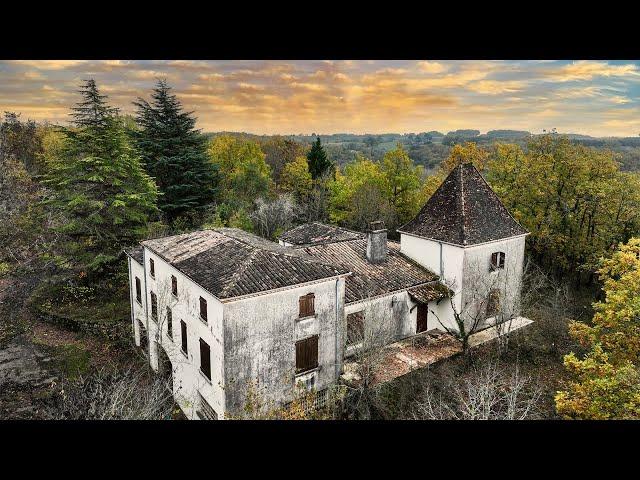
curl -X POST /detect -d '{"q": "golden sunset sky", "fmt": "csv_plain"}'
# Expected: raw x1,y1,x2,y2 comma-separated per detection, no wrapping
1,60,639,137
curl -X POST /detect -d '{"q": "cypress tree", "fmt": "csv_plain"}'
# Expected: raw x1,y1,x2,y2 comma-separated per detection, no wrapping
134,80,217,223
44,79,159,276
307,136,333,180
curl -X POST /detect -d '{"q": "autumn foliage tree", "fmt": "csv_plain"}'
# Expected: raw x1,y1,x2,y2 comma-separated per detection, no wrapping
555,238,640,419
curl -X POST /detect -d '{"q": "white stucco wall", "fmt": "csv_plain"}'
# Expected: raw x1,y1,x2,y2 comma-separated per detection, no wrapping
129,257,147,348
221,276,346,416
129,247,226,420
460,235,526,325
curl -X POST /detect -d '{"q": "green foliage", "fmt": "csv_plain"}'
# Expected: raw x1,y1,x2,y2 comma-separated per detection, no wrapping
556,238,640,419
307,136,334,180
280,155,313,203
134,80,217,223
381,143,424,226
43,79,159,277
487,135,640,275
207,134,273,209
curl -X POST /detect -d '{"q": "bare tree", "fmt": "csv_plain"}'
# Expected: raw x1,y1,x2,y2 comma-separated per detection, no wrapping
55,366,175,420
412,361,542,420
250,194,298,240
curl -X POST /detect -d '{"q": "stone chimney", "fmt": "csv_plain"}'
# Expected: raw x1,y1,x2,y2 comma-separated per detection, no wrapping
366,221,387,264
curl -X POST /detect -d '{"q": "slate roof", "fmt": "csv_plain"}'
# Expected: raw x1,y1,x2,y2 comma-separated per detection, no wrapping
278,222,364,246
125,245,144,265
141,228,349,300
399,163,528,246
299,239,440,304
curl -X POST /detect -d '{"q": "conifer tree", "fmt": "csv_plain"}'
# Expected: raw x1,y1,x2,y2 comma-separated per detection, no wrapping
44,79,158,276
307,136,333,180
134,80,216,223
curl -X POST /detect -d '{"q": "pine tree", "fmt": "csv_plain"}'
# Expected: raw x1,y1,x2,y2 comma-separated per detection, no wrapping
44,79,158,276
134,80,217,223
307,136,333,180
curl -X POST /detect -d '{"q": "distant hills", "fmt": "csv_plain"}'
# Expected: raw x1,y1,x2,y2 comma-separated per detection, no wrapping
206,129,640,172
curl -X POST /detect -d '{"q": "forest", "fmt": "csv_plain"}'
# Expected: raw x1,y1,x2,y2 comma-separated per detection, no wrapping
1,78,640,420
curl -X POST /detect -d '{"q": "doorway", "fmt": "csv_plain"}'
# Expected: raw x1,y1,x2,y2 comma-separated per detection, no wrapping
416,304,428,333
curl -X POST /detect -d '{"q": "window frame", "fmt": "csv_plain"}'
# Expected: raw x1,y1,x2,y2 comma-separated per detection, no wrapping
135,277,142,305
295,334,319,374
298,293,316,319
490,251,506,271
149,258,155,278
199,338,212,382
199,296,208,324
180,320,188,357
171,275,178,298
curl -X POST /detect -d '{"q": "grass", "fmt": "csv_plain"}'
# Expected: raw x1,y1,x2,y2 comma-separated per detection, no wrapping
49,344,91,380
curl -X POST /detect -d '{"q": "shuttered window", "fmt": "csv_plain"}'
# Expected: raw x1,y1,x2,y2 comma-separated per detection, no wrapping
200,338,211,381
149,258,155,278
346,311,365,346
166,307,173,339
199,297,208,323
150,291,157,321
490,252,506,270
135,277,142,304
180,320,188,355
296,335,319,374
299,293,315,318
171,275,178,297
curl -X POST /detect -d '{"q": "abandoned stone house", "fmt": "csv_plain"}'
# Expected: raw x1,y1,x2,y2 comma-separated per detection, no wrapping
125,162,528,420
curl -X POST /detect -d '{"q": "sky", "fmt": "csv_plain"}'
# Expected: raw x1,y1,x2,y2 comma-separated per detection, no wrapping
1,60,639,137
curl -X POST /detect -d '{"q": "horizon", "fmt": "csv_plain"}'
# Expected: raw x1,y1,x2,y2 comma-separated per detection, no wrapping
1,60,639,137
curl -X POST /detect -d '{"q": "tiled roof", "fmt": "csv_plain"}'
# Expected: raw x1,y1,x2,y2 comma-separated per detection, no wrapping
141,228,349,300
278,222,364,246
399,163,528,246
407,283,451,304
125,245,144,265
299,239,440,304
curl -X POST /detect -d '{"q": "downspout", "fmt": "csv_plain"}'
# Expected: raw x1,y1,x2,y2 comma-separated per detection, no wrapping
439,242,444,280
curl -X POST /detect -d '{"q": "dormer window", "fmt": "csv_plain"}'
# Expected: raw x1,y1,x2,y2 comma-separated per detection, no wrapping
491,252,505,271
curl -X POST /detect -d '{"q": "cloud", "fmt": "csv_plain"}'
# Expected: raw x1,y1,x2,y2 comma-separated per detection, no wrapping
542,61,640,82
416,61,449,74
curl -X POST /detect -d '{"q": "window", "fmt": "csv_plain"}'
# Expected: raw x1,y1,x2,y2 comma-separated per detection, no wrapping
299,293,315,318
180,320,188,355
199,338,211,381
150,291,157,321
199,297,208,323
135,277,142,304
296,335,319,374
138,320,148,353
171,275,178,297
486,289,501,318
149,258,155,278
346,311,365,346
490,252,506,271
166,307,173,339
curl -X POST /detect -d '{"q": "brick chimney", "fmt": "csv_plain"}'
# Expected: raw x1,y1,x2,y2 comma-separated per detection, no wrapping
366,221,387,264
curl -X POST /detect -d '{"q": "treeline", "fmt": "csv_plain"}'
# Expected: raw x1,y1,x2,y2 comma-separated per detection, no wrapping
2,79,640,290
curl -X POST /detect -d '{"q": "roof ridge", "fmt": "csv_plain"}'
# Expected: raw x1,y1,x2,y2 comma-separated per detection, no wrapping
459,163,467,245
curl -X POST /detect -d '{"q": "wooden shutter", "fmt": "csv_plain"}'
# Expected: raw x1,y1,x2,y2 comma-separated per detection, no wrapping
135,277,141,303
149,258,155,277
491,252,498,270
171,275,177,297
181,320,188,354
299,293,315,317
296,335,318,373
499,252,506,268
199,338,211,380
199,297,208,322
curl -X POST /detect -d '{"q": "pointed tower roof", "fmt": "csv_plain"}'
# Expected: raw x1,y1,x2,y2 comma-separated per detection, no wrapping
399,163,528,246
